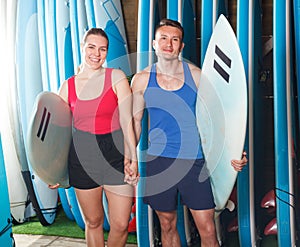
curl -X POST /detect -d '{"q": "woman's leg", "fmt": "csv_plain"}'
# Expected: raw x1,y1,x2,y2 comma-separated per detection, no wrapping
104,184,134,247
75,187,105,247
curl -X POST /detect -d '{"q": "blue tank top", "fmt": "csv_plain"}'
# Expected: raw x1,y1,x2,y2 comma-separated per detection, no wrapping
144,62,204,159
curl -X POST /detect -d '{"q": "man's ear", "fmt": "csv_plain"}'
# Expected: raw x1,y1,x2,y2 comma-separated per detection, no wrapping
180,42,185,52
152,40,156,50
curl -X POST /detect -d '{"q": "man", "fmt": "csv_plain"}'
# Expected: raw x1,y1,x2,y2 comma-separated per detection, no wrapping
131,19,247,247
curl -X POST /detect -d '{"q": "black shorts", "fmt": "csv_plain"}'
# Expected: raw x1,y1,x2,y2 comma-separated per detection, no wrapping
68,129,126,189
143,155,215,211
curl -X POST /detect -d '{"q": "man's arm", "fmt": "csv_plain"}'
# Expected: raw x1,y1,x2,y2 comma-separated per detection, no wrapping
131,71,148,144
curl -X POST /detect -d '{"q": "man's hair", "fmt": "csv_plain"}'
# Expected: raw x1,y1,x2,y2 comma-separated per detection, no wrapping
155,18,184,41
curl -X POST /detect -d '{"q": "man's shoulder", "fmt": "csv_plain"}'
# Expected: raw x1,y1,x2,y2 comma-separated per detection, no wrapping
184,61,201,73
133,65,153,80
131,65,152,91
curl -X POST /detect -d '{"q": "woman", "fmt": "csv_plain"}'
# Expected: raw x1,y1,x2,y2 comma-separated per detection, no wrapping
51,28,138,247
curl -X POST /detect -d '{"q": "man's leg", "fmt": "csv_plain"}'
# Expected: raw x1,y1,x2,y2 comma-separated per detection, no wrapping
189,208,219,247
155,210,181,247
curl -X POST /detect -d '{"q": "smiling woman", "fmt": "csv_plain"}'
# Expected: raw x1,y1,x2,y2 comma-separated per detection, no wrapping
49,27,138,247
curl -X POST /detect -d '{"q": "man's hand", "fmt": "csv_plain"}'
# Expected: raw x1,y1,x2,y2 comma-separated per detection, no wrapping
231,151,248,172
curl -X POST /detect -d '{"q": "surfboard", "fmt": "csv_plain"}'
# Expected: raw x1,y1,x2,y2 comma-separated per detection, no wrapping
294,4,300,241
85,0,132,75
57,188,74,221
196,13,247,217
37,0,76,222
167,0,197,74
166,1,197,245
167,0,197,246
69,0,88,70
37,0,51,91
136,1,163,246
236,0,258,245
273,1,296,246
200,0,229,64
16,0,58,226
44,0,60,92
294,0,300,143
200,0,214,66
27,92,72,188
0,0,35,224
55,0,79,222
55,0,74,85
0,135,13,247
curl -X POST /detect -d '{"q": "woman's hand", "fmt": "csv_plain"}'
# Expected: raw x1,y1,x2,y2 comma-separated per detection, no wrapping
231,151,248,172
124,158,139,186
48,183,60,189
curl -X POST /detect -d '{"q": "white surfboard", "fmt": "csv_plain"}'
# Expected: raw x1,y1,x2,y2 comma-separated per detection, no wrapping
196,15,247,214
27,92,72,188
0,0,33,223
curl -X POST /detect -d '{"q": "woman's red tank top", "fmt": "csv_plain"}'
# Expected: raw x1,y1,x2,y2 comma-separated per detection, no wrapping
68,68,121,134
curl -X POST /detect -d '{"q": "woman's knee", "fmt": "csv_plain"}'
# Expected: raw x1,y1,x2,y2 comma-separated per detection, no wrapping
85,215,104,230
110,216,129,233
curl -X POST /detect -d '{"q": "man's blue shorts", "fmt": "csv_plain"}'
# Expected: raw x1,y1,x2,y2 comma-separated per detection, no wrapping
143,155,216,211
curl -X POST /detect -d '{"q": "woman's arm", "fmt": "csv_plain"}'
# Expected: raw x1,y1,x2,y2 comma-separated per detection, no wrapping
112,69,138,185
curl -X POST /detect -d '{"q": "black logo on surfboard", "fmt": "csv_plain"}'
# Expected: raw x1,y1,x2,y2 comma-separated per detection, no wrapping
214,45,231,83
37,107,51,142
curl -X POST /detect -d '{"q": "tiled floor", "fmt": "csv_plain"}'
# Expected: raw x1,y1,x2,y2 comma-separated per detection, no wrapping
13,234,137,247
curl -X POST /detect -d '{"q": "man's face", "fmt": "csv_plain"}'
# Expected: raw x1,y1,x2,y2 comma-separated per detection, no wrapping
153,25,184,60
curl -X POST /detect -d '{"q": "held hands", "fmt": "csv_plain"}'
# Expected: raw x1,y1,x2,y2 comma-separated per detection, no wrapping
124,157,139,186
231,151,248,172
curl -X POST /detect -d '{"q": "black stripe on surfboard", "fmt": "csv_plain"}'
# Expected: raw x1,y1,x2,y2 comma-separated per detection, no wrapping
214,45,231,83
37,107,51,142
214,60,230,83
215,45,231,68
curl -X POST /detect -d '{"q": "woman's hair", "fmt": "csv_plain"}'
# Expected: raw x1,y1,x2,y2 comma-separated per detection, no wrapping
155,18,184,41
82,28,109,49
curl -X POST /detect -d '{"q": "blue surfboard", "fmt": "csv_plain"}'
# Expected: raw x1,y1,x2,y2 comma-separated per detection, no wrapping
167,0,197,66
200,0,228,66
166,1,196,245
273,1,296,246
236,0,259,246
294,0,300,138
0,135,13,247
136,0,161,246
55,0,77,222
200,0,213,66
44,0,61,92
85,0,132,76
69,0,88,70
37,0,51,91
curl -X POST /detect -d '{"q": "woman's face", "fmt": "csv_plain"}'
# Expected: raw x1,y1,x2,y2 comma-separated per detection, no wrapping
82,34,108,70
